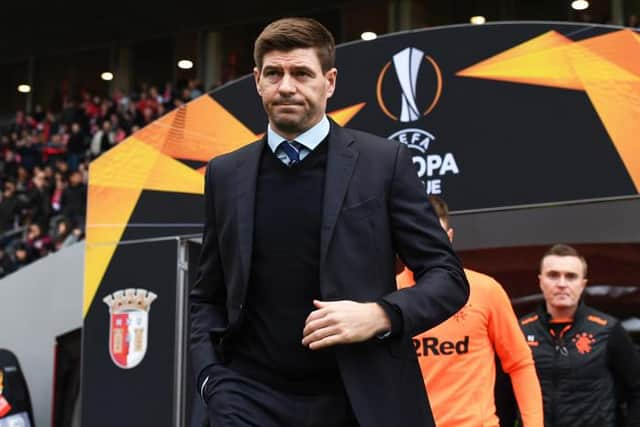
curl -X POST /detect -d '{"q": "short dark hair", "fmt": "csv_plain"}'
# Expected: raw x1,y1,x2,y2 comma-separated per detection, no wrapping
541,244,588,277
428,195,449,228
254,17,335,72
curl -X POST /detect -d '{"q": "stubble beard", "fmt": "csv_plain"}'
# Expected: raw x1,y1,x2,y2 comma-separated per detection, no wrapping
269,105,315,137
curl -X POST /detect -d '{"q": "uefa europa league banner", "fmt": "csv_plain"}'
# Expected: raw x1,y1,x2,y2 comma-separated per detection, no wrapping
81,22,640,426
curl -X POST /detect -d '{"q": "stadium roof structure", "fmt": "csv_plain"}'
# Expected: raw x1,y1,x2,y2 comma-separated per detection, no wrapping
0,0,351,62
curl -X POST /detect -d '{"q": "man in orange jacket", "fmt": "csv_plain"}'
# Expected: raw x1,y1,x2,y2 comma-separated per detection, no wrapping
397,196,543,427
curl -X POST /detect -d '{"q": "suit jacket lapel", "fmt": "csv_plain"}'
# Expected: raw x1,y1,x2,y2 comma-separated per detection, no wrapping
320,122,358,268
235,138,265,294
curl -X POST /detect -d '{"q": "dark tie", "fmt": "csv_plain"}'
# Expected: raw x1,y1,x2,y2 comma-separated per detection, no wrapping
279,141,300,166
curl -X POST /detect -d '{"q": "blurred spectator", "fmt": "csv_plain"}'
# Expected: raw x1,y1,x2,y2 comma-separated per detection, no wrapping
43,133,66,165
61,170,87,229
54,158,70,177
11,242,33,271
0,182,20,233
0,79,213,277
1,149,20,181
9,111,33,135
161,82,176,108
82,93,99,119
90,120,116,157
50,172,67,213
113,88,131,112
188,79,203,99
140,106,155,127
52,219,82,250
32,104,45,123
149,85,163,106
0,248,14,278
42,111,60,141
136,91,152,114
61,99,80,126
16,132,40,171
25,168,51,228
66,122,87,171
628,14,639,28
25,223,52,259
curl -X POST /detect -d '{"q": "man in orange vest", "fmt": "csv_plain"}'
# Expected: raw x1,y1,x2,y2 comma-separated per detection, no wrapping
397,196,543,427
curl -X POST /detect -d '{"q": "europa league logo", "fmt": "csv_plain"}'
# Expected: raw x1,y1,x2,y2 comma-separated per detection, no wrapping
376,47,442,123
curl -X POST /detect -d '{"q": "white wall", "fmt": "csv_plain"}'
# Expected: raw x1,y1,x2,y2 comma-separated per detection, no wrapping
0,242,84,427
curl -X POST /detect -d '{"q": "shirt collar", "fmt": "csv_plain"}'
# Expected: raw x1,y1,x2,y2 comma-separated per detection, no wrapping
267,116,330,153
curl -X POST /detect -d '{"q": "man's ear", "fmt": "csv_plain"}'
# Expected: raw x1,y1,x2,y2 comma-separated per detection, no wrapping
325,68,337,98
581,278,588,291
447,227,454,243
253,67,262,96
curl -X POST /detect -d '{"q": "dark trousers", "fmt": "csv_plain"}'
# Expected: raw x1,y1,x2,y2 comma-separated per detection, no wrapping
204,365,358,427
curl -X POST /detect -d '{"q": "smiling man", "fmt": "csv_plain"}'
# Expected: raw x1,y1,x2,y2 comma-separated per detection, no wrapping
189,17,469,427
520,244,640,427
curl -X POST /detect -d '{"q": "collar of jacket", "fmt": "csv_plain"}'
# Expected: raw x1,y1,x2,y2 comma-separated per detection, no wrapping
536,300,588,327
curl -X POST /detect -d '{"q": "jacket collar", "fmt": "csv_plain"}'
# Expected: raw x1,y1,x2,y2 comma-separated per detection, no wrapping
234,118,358,297
537,300,588,327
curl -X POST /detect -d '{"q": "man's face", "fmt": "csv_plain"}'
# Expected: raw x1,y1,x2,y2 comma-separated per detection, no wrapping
539,255,587,313
16,248,27,261
3,183,15,197
70,172,82,185
254,48,336,138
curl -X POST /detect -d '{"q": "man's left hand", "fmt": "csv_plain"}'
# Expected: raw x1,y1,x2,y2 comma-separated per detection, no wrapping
302,300,391,350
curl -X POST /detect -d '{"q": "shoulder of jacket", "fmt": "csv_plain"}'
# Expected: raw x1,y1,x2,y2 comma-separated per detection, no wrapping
342,127,399,151
582,306,617,328
464,268,511,300
208,140,262,169
464,268,500,286
520,313,540,327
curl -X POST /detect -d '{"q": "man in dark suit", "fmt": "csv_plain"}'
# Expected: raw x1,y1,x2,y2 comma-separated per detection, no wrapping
190,17,469,427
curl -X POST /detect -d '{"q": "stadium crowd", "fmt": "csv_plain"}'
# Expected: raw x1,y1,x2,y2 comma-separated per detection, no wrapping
0,79,206,278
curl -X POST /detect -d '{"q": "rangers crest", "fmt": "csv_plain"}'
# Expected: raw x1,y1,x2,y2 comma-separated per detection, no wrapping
103,289,157,369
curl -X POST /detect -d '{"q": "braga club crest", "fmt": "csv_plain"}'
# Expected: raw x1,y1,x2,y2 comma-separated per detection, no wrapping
103,288,157,369
377,47,460,195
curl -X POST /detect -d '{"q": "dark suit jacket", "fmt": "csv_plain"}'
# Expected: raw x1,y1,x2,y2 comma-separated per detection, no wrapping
190,120,469,427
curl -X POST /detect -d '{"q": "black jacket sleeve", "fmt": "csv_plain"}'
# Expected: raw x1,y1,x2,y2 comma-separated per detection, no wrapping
189,161,228,387
608,321,640,427
380,143,469,338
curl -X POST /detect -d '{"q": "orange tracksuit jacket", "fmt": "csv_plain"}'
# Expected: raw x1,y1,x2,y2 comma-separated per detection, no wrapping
397,268,543,427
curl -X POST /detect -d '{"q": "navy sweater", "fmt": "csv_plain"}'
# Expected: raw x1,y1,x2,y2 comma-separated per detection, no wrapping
230,140,343,394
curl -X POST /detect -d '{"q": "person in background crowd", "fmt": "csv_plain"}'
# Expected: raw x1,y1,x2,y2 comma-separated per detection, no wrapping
0,182,20,233
26,169,51,229
0,247,15,278
16,132,40,172
0,77,215,277
15,166,30,193
51,218,82,250
61,171,86,229
1,148,20,180
397,196,543,427
520,244,640,427
25,223,51,259
66,122,87,171
90,120,116,157
31,104,45,123
50,172,67,214
10,242,33,271
187,79,203,99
